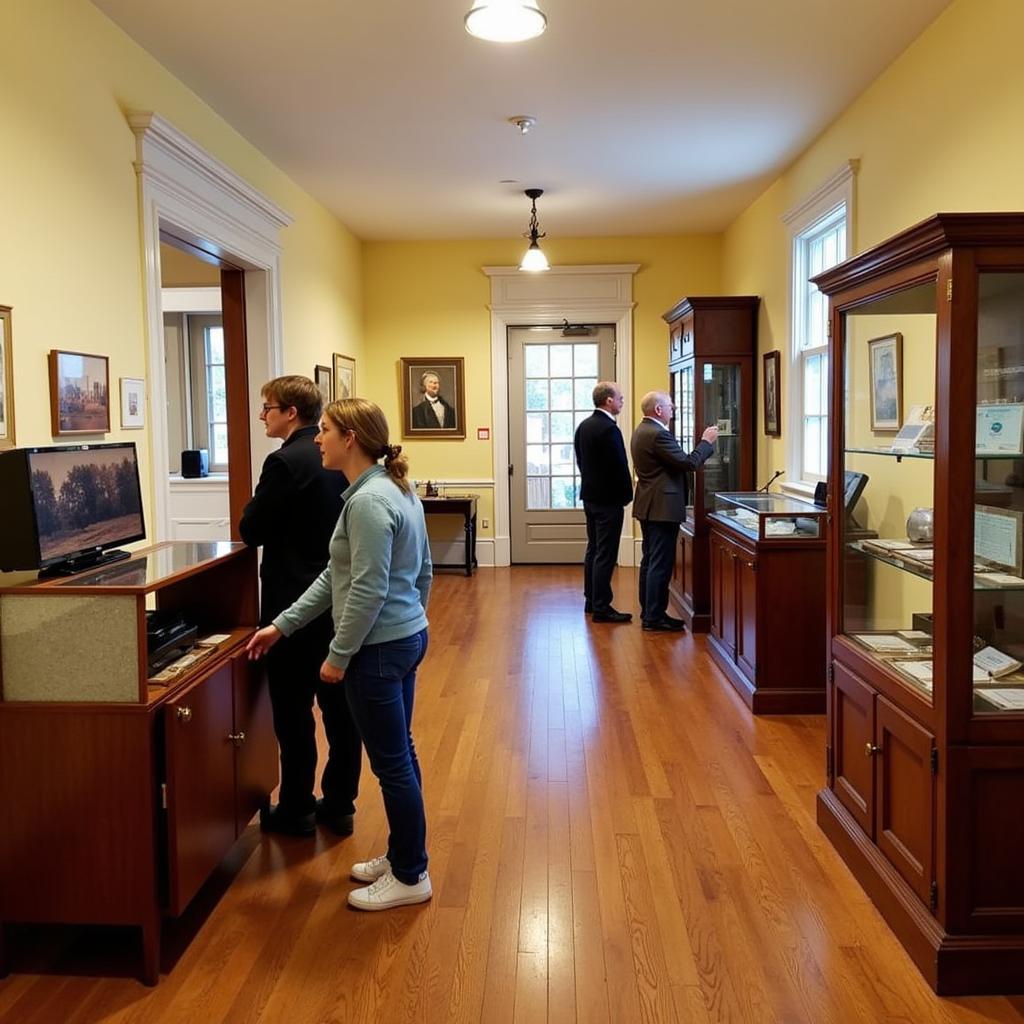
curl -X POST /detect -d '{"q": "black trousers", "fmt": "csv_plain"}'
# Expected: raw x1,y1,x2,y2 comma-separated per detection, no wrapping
265,612,362,816
638,519,679,625
583,502,624,614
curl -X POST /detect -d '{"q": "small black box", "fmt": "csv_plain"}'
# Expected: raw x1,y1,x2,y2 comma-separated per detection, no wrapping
181,449,209,478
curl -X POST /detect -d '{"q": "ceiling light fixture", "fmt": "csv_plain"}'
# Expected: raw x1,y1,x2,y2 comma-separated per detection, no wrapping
508,115,538,135
465,0,547,43
519,188,549,273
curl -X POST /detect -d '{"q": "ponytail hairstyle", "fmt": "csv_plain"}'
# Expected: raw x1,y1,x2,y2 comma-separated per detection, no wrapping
323,397,411,494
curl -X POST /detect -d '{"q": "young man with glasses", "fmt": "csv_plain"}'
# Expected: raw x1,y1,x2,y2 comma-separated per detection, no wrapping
240,375,362,837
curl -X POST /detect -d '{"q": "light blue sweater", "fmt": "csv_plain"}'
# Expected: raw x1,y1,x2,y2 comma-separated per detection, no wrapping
272,464,432,669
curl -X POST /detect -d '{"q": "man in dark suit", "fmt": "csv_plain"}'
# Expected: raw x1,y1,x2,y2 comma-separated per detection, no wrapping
631,391,718,632
239,375,362,836
574,381,634,622
411,370,456,429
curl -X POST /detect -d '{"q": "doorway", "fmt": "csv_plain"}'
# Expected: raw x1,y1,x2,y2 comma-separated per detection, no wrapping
508,324,616,563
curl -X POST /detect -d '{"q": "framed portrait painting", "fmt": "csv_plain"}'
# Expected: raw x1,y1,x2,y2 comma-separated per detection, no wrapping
763,350,781,437
48,349,110,435
400,357,466,439
868,332,903,431
0,305,14,451
333,353,356,401
120,377,145,429
314,364,333,405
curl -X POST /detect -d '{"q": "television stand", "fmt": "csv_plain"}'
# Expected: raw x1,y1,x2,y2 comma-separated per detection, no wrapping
39,547,131,579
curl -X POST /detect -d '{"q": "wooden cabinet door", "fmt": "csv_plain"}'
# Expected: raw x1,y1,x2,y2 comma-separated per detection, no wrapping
231,649,278,835
832,662,875,837
164,662,236,916
736,554,758,681
709,535,723,641
720,543,737,659
875,695,935,907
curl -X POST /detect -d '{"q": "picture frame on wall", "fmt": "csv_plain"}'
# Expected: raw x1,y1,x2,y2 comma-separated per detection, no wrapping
868,332,903,431
314,364,333,405
333,352,356,401
120,377,145,429
400,356,466,439
48,349,110,436
0,305,14,451
763,350,781,437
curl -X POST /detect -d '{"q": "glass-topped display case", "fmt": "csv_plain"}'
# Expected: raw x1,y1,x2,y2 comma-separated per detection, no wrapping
664,296,759,632
711,491,826,543
814,214,1024,995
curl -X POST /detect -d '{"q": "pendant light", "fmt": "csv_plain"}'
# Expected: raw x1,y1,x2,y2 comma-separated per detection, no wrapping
465,0,547,43
519,188,550,273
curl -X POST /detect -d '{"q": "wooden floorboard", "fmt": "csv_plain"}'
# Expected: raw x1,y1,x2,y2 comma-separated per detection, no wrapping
1,565,1022,1023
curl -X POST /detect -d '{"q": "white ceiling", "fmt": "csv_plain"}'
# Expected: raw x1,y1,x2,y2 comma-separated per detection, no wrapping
92,0,951,241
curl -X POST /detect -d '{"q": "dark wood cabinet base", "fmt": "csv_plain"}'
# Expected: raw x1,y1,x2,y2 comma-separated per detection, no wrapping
818,788,1024,995
707,636,826,713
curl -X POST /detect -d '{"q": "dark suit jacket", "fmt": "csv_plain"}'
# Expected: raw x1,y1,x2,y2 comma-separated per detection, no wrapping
574,410,633,507
630,418,714,523
412,396,456,429
239,425,347,624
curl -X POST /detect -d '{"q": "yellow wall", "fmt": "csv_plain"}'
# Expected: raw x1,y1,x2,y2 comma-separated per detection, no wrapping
0,0,362,522
362,235,722,534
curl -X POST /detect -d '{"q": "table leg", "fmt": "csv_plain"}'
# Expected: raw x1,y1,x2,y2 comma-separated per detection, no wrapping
464,513,473,576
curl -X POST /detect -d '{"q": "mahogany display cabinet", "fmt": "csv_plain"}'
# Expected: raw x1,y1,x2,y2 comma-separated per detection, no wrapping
815,213,1024,994
707,492,827,713
0,541,276,984
664,296,759,632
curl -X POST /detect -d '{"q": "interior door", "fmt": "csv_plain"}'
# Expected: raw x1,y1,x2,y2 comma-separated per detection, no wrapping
508,325,616,563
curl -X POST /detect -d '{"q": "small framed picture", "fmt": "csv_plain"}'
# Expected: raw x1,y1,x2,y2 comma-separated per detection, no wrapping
0,305,14,451
314,364,333,405
400,357,466,439
120,377,145,429
48,349,110,435
868,332,903,431
333,353,356,401
763,350,781,437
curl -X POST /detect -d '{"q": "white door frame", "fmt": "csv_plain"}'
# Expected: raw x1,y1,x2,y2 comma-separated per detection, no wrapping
130,112,292,540
484,264,639,567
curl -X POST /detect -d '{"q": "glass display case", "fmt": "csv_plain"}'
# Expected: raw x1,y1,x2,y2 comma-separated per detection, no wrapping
664,296,759,632
711,491,825,543
814,214,1024,995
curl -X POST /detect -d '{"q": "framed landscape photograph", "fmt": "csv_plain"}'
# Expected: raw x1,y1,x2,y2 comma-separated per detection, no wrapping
868,332,903,431
333,352,356,401
0,305,14,450
314,363,333,405
400,356,466,439
48,349,110,436
763,350,781,437
120,377,145,429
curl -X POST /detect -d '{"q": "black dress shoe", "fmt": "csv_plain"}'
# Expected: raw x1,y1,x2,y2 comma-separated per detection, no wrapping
260,803,316,836
592,609,633,623
661,614,686,628
315,799,354,837
642,619,686,632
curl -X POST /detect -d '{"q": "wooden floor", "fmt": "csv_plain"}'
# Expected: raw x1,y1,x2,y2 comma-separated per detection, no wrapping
2,566,1024,1023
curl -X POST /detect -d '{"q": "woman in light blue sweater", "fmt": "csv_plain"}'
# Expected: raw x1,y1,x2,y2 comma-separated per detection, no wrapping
246,398,433,911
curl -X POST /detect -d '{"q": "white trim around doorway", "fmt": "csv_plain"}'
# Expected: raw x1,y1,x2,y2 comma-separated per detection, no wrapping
483,264,639,567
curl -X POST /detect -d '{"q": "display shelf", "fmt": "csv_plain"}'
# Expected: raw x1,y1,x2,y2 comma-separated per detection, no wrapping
847,540,1024,590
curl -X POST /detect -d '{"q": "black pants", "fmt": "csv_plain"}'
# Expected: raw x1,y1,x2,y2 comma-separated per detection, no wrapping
583,502,624,614
638,519,679,625
265,612,362,816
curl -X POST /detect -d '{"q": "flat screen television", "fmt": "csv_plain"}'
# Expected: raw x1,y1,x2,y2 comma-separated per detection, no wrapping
0,442,146,576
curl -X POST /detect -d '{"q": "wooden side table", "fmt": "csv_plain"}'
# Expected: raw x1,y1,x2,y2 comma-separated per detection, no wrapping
421,495,478,576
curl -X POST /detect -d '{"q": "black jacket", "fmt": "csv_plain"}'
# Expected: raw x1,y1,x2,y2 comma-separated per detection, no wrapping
574,410,633,507
412,396,456,429
238,425,347,624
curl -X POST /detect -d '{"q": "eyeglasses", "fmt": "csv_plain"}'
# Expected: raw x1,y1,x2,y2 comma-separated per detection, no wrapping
260,403,283,414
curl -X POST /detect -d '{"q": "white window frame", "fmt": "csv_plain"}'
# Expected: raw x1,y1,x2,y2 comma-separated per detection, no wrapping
781,160,858,496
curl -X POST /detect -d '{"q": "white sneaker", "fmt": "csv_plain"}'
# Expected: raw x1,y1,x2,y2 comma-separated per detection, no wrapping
351,854,390,883
348,870,432,911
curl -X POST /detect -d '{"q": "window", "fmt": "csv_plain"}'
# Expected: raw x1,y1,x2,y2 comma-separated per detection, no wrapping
783,161,857,487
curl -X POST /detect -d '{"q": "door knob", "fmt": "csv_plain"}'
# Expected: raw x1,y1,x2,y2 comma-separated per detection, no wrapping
227,731,246,746
865,742,881,756
176,706,192,723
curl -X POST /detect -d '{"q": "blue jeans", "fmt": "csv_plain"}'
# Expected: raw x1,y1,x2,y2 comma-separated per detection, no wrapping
343,629,429,885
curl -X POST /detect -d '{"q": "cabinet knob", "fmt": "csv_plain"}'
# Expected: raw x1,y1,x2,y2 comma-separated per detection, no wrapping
227,731,246,746
176,706,192,724
865,742,881,757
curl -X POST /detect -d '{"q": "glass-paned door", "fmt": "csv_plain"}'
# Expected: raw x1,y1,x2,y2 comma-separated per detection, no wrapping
700,361,743,509
508,325,616,562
